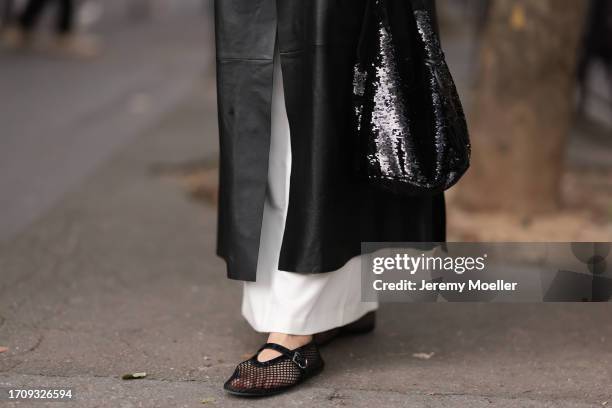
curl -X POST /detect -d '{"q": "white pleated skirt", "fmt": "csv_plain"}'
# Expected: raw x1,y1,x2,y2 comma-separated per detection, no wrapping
241,45,378,336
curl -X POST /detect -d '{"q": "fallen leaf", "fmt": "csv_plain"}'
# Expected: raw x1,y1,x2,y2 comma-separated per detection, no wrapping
201,398,215,404
412,352,435,360
122,372,147,380
0,346,8,353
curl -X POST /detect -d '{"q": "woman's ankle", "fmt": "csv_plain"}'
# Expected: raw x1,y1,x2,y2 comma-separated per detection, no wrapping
267,332,312,348
257,332,313,362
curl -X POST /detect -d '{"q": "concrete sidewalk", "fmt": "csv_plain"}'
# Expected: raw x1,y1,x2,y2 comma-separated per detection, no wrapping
1,78,611,407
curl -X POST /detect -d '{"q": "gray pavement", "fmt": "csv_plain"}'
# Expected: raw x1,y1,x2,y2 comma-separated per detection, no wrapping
0,0,214,242
0,75,611,407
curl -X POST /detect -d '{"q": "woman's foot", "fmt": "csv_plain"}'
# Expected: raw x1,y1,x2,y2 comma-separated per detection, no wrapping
258,333,312,362
224,337,324,397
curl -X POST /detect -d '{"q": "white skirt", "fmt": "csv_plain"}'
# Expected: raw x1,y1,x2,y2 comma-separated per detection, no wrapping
241,45,378,335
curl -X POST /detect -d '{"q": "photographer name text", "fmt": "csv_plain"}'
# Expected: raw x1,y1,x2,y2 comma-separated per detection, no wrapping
372,279,518,293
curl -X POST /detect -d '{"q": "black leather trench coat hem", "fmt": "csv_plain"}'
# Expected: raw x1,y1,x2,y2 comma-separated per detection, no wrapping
215,0,445,282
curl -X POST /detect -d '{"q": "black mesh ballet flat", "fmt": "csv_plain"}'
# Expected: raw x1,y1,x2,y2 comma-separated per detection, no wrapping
314,311,376,346
223,342,324,397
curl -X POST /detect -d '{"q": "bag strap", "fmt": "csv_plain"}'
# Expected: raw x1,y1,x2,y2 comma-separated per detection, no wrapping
355,0,374,61
412,0,441,36
412,0,429,11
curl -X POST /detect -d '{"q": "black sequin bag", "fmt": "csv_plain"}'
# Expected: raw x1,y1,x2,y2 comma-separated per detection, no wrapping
353,0,471,195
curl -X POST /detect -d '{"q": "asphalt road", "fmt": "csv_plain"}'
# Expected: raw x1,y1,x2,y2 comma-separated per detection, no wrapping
0,0,214,242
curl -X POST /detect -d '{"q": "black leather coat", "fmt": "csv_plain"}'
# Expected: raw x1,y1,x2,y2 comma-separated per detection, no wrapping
215,0,445,281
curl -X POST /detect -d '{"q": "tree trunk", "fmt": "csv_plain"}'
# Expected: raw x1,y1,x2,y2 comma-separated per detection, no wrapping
455,0,588,214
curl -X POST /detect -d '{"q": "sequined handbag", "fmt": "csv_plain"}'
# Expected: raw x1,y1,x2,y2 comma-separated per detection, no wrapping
353,0,471,195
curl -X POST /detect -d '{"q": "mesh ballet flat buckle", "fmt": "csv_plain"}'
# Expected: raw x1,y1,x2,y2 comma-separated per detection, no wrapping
292,352,307,369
